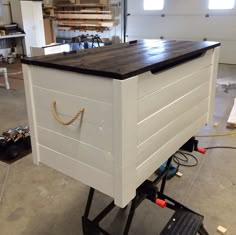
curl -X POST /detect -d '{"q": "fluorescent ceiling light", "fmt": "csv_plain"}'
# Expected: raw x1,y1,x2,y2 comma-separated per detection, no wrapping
209,0,235,9
144,0,164,10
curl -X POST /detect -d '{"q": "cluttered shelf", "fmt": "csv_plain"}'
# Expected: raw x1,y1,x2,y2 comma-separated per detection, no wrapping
0,23,25,59
0,34,25,40
0,23,25,37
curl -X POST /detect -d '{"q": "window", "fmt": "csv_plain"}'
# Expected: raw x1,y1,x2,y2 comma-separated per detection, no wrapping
208,0,235,9
144,0,164,10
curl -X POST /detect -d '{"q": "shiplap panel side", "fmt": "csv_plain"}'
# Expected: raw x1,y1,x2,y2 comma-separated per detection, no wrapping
137,114,208,187
33,86,112,128
139,66,211,121
31,66,113,104
138,50,213,98
56,13,113,20
138,82,209,144
39,145,113,197
137,98,209,166
36,107,112,152
37,127,112,174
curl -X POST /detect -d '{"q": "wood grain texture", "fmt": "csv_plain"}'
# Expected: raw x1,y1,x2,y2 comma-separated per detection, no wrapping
21,40,220,80
56,13,112,20
58,20,114,27
56,10,111,13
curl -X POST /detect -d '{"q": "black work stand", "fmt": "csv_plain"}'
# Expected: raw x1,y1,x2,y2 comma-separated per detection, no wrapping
82,157,209,235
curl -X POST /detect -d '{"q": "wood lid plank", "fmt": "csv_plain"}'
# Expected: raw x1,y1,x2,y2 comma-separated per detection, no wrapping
21,39,220,80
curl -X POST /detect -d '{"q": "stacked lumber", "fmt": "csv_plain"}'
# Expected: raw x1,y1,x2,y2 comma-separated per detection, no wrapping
56,12,112,20
54,0,76,4
43,4,56,19
43,0,114,32
77,0,108,4
55,2,114,32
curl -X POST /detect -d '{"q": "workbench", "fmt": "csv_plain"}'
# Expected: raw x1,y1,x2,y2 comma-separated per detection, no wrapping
22,40,220,208
0,33,25,56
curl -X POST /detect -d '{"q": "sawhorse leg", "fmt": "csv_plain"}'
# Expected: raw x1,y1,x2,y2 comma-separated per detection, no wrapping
0,67,10,90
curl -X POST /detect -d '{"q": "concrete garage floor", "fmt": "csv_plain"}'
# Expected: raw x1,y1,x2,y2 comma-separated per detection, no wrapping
0,63,236,235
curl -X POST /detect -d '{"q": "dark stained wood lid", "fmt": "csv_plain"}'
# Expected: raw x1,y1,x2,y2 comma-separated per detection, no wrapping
21,40,220,80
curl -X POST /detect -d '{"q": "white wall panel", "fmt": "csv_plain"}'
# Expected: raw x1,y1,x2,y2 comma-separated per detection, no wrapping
164,0,207,14
0,0,2,17
0,2,11,24
127,0,236,64
217,40,236,64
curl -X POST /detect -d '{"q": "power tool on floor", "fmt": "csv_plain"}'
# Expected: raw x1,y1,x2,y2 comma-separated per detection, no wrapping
155,137,206,179
0,126,31,159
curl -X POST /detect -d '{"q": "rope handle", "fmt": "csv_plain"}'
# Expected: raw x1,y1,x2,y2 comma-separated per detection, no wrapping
51,101,85,126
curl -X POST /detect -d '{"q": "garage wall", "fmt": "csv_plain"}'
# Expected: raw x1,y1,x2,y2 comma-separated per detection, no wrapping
0,0,2,16
127,0,236,64
0,0,11,24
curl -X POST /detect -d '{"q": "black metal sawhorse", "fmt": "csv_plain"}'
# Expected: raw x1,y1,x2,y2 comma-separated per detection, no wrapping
82,157,209,235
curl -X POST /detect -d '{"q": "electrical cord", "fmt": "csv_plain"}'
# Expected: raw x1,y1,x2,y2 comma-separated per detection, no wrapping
173,151,198,168
167,146,236,179
204,146,236,150
174,151,188,162
195,131,236,137
173,146,236,169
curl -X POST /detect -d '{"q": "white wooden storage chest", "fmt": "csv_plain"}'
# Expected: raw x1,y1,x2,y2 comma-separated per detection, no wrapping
31,44,70,57
22,40,220,207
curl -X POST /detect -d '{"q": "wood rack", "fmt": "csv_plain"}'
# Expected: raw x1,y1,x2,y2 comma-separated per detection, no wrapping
43,1,114,32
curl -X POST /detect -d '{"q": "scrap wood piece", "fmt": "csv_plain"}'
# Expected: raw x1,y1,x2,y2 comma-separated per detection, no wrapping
55,4,106,7
217,225,227,234
43,4,57,9
58,20,114,27
176,171,183,177
227,98,236,128
58,26,72,31
56,13,112,20
56,10,111,13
